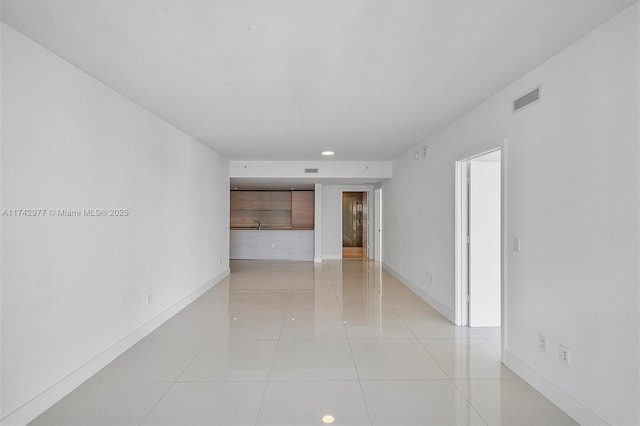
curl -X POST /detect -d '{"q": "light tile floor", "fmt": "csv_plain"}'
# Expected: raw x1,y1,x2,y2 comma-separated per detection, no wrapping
31,260,577,425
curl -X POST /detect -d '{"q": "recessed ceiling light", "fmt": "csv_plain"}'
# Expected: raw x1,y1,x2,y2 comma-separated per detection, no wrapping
321,151,335,156
322,415,335,424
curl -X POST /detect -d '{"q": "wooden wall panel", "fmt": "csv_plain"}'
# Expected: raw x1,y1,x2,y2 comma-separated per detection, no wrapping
291,191,314,229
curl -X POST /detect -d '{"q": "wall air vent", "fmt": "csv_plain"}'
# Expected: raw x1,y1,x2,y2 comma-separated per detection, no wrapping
305,168,319,174
513,87,540,112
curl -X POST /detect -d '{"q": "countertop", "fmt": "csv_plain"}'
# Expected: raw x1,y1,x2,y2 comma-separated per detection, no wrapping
230,227,314,231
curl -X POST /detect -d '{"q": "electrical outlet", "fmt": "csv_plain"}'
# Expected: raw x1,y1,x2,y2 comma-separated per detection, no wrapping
146,293,151,305
538,334,548,352
271,243,276,248
218,256,222,265
430,275,435,286
559,345,570,366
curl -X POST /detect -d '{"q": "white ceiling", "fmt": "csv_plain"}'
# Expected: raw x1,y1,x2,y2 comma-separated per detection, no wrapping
1,0,636,161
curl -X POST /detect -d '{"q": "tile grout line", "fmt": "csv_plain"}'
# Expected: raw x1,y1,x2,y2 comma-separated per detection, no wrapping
137,335,213,425
390,287,492,424
378,264,491,425
137,381,177,426
341,260,374,425
450,378,491,426
252,263,294,426
345,335,374,426
414,336,493,426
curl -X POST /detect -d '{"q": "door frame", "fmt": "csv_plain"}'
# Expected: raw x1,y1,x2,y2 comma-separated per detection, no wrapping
454,145,505,330
340,186,374,259
374,187,383,262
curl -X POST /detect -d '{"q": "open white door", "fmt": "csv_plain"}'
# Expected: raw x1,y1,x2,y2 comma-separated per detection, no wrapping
362,192,369,259
468,159,501,327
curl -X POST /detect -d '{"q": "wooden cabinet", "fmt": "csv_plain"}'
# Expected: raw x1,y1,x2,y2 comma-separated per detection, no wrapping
251,191,271,210
231,191,293,211
272,192,292,201
271,191,292,211
291,191,314,229
230,191,252,210
251,192,271,201
230,190,305,230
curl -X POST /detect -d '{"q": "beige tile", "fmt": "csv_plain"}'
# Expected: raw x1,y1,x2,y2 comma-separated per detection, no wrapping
257,381,370,425
91,338,207,382
224,310,285,339
280,312,348,339
361,380,486,425
343,313,415,339
178,339,278,382
31,381,171,426
142,382,265,425
420,339,517,379
401,314,478,338
350,339,447,380
146,307,226,340
270,339,358,381
471,326,502,348
287,289,341,313
228,291,291,312
455,379,578,425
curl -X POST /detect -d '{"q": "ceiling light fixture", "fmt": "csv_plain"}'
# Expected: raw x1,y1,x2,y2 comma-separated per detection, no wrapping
321,151,335,156
322,415,335,424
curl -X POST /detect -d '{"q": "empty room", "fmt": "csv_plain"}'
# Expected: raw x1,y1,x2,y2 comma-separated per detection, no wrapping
1,1,639,425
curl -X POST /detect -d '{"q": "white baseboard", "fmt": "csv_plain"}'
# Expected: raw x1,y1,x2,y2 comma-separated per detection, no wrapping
1,269,230,426
503,350,608,425
382,262,455,323
322,254,342,260
379,261,611,425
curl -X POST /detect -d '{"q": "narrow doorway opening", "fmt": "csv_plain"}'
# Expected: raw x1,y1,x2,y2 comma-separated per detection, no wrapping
342,192,368,259
455,149,502,330
374,188,383,262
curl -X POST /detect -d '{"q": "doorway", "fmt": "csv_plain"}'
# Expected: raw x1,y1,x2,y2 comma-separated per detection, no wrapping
342,192,367,259
374,188,383,262
455,149,502,327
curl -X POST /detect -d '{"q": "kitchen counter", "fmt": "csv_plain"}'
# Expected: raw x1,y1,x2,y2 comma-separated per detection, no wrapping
230,229,314,260
230,227,313,231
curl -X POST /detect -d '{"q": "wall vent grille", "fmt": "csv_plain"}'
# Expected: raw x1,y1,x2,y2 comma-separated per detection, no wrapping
513,87,540,112
304,168,319,174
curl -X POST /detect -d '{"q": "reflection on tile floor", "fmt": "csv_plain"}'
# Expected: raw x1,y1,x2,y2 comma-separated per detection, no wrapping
31,260,577,425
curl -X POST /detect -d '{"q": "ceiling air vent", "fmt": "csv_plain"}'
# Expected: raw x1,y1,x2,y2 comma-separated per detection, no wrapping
513,87,540,112
305,168,319,174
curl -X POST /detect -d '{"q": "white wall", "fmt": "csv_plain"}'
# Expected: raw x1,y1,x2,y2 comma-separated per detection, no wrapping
1,24,230,423
314,183,323,262
383,5,639,425
229,160,391,180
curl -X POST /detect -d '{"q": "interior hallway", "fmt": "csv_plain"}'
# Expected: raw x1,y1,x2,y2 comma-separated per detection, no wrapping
32,260,575,425
342,247,366,259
